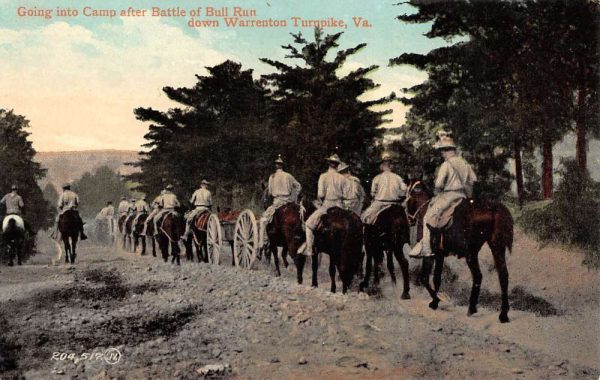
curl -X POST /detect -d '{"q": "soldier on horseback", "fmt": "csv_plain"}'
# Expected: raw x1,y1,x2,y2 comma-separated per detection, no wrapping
408,131,477,258
154,184,180,231
141,190,165,236
56,183,87,240
117,196,130,217
132,195,149,226
96,200,115,234
299,154,348,256
258,155,302,250
338,162,365,216
182,179,213,241
361,154,408,225
0,185,31,234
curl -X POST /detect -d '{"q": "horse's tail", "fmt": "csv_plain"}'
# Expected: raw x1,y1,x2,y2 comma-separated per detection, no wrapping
492,204,514,254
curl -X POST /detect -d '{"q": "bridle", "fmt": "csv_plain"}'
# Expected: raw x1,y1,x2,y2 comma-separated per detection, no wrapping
405,180,430,226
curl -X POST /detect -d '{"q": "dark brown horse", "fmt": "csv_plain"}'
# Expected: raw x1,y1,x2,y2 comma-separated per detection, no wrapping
406,180,514,323
264,201,315,281
117,215,130,251
2,216,26,266
58,210,80,264
184,211,210,263
156,212,184,265
361,204,411,299
133,213,148,255
297,207,363,293
144,215,157,257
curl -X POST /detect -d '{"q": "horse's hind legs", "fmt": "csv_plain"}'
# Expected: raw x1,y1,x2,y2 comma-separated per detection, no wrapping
386,250,397,285
393,247,410,299
359,251,372,292
329,259,337,293
466,253,482,317
272,246,281,277
294,254,305,284
491,245,510,323
311,254,319,288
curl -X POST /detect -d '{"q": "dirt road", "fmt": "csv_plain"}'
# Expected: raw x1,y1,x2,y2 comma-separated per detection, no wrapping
0,231,598,379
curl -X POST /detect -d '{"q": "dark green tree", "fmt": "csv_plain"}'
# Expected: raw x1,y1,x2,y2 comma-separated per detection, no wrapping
390,0,595,201
72,166,129,219
260,29,396,196
130,60,274,209
0,109,50,231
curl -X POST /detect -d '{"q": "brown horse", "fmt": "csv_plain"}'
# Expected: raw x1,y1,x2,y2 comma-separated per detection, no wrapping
156,212,184,265
297,207,363,293
264,201,315,281
58,210,80,264
361,204,411,299
184,211,211,263
406,180,514,323
117,215,130,251
133,213,148,255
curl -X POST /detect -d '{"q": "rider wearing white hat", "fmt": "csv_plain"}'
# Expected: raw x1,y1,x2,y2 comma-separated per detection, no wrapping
1,185,24,216
258,155,302,249
56,183,87,240
300,154,349,256
117,196,130,217
361,153,408,225
154,184,180,232
142,189,167,236
182,180,213,240
408,131,477,258
338,162,365,216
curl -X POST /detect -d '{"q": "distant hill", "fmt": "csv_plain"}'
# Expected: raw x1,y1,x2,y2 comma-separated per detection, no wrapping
36,150,140,188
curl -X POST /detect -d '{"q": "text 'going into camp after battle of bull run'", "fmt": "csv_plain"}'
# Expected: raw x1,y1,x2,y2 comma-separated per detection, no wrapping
15,6,373,29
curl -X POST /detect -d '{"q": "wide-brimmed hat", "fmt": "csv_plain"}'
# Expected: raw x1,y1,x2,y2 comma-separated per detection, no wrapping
379,153,393,163
121,196,126,200
433,130,457,150
62,183,71,189
274,154,284,165
201,179,210,185
11,184,18,190
326,154,341,164
142,195,147,200
165,184,174,190
337,162,350,173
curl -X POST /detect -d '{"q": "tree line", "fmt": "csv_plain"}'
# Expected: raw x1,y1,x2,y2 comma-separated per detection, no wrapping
391,0,599,203
131,1,598,208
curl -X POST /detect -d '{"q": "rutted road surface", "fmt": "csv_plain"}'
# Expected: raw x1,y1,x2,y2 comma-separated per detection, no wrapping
0,233,598,379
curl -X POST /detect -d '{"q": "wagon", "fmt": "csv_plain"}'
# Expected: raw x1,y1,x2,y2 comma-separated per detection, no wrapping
201,209,263,269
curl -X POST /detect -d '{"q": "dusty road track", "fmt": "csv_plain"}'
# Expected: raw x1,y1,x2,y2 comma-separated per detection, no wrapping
0,232,599,379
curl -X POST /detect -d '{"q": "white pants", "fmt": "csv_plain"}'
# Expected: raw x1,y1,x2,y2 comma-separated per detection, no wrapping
183,206,210,238
142,208,160,235
420,191,465,255
361,200,394,225
153,209,175,233
303,200,342,256
344,199,362,216
259,198,289,246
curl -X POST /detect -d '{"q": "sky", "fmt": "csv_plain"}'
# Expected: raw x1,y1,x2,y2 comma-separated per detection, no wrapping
0,0,447,152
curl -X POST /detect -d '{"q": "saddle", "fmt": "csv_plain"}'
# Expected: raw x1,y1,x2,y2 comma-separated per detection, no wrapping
194,211,211,231
427,198,464,231
2,215,24,232
428,199,470,257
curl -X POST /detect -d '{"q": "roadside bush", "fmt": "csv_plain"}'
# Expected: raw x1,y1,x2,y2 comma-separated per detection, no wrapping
517,159,600,267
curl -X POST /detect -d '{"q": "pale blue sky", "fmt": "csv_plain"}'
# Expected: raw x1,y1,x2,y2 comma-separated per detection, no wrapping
0,0,447,151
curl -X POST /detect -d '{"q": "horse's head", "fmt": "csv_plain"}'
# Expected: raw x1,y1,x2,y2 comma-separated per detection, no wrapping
405,178,432,226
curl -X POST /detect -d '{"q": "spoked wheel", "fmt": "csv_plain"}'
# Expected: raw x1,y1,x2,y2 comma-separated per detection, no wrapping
233,209,258,269
206,213,222,265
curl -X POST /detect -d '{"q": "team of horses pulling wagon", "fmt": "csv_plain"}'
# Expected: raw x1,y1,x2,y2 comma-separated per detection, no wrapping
96,180,514,323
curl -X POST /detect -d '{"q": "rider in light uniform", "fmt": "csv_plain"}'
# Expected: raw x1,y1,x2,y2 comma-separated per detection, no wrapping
117,196,130,217
299,154,348,256
408,131,477,258
258,155,302,249
142,190,165,236
132,195,150,227
182,180,213,240
56,183,87,240
361,154,407,225
153,184,180,231
96,201,115,234
1,185,27,232
338,162,365,216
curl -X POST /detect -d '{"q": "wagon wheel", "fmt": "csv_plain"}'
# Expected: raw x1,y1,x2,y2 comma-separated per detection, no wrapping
233,209,258,269
206,213,222,265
